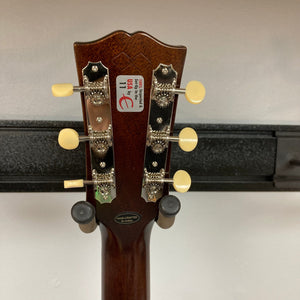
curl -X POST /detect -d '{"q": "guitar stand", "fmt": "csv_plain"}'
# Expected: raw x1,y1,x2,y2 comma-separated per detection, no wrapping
1,120,299,192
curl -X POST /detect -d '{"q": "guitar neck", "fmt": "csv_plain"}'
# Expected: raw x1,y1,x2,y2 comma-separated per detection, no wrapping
100,222,153,299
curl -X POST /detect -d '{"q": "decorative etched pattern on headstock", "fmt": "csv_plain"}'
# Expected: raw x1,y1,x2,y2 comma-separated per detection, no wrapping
112,52,152,72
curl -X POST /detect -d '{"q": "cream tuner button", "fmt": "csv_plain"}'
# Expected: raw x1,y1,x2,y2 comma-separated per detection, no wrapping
58,128,80,150
185,81,206,104
178,127,198,152
172,170,191,193
173,80,205,104
64,179,84,189
52,83,74,97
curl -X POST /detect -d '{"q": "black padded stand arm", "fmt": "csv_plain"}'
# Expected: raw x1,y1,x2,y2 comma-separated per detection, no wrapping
0,120,299,192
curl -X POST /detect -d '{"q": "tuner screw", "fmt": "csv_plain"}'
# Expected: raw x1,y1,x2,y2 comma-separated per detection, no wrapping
152,161,158,167
156,117,163,124
100,161,106,168
92,65,99,72
162,67,169,75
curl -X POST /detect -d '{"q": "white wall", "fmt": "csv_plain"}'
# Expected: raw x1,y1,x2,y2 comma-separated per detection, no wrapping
1,0,300,124
2,192,300,300
1,0,300,299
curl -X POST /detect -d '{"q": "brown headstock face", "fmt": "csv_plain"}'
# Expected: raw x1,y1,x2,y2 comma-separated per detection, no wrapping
72,31,187,237
52,31,206,299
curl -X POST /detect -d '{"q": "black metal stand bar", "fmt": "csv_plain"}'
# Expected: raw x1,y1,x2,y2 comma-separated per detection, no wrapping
0,120,299,192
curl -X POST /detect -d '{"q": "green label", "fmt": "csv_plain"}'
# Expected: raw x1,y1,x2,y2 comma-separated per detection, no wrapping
95,187,112,204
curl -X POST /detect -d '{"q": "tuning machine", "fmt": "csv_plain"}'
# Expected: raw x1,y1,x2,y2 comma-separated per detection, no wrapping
151,64,205,107
52,62,110,105
58,125,112,157
52,77,109,105
143,169,191,202
64,169,115,204
147,125,198,153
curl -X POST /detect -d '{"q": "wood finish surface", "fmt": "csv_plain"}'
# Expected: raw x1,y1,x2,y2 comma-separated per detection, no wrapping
73,31,186,300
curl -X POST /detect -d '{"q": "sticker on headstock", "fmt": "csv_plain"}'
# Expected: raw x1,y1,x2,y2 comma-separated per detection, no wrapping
116,75,144,112
114,212,141,225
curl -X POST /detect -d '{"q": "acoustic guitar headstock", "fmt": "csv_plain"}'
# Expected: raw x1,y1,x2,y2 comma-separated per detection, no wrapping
52,31,205,236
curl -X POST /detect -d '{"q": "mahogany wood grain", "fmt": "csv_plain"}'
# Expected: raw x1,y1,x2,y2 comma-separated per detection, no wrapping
73,31,186,300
